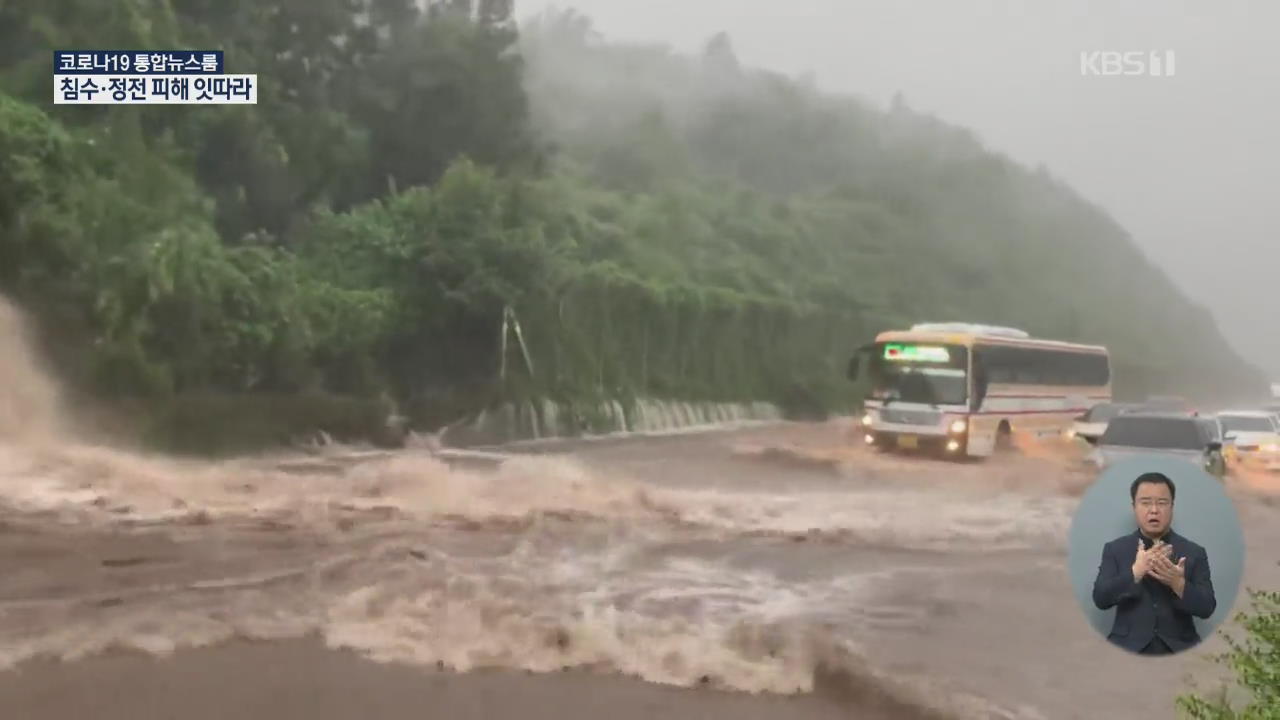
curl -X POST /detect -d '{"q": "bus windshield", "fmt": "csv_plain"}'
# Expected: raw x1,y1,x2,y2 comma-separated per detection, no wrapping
869,342,969,406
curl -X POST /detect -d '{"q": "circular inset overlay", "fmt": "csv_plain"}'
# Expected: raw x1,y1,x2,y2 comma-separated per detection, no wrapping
1066,454,1245,655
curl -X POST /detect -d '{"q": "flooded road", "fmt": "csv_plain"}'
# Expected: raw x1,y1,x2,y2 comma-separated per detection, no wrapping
2,417,1278,719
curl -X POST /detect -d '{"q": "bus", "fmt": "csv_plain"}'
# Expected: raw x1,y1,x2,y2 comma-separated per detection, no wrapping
846,323,1112,458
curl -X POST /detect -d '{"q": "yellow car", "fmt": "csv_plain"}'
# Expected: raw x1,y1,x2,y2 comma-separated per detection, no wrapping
1216,410,1280,471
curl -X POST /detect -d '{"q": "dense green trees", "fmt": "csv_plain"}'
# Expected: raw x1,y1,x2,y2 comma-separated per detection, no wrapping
0,2,1264,449
518,14,1264,403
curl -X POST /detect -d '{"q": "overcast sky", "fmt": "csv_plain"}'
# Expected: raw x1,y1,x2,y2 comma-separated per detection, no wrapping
518,0,1280,377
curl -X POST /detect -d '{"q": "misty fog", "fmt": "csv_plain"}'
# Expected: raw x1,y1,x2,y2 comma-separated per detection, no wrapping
519,0,1280,379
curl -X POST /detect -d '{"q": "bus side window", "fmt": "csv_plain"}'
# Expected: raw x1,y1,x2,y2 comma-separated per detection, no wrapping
1091,354,1111,386
977,345,1013,384
1047,349,1106,387
975,344,1110,389
1049,350,1073,386
971,359,989,410
1013,347,1040,384
1059,351,1084,387
1067,352,1089,386
1038,350,1062,386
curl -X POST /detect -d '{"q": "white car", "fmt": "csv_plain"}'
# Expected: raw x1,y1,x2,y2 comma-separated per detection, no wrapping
1216,410,1280,471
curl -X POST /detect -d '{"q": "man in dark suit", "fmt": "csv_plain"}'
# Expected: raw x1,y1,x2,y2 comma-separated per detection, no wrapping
1092,472,1217,655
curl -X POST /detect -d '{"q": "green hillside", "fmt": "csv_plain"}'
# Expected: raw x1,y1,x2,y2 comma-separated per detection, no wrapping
518,11,1265,404
0,1,1264,451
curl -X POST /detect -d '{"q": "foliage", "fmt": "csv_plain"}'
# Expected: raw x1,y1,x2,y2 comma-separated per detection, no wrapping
0,5,1266,449
1177,589,1280,719
518,13,1265,403
135,391,395,456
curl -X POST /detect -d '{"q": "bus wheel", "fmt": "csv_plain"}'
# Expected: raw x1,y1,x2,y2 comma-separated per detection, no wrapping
995,421,1014,453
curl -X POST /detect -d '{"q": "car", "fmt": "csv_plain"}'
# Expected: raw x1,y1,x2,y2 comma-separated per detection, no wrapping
1201,414,1229,460
1068,402,1140,445
1248,400,1280,419
1202,415,1226,442
1089,412,1227,477
1215,410,1280,471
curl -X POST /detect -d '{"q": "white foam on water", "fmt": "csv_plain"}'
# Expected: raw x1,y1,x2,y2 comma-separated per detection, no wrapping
0,295,1049,718
0,438,1073,554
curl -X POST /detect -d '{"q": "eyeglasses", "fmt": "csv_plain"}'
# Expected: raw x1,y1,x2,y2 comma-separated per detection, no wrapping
1136,499,1172,509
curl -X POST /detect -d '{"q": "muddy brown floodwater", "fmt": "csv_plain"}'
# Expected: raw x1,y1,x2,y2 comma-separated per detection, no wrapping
1,415,1278,720
1,294,1278,720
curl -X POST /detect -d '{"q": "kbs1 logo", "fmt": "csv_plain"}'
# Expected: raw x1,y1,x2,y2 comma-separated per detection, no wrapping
1079,50,1176,77
53,50,257,104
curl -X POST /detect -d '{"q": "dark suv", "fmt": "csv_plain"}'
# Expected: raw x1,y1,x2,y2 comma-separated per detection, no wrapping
1090,412,1226,477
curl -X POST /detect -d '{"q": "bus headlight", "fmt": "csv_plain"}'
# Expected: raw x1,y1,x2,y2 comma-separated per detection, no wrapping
946,439,961,452
949,419,967,433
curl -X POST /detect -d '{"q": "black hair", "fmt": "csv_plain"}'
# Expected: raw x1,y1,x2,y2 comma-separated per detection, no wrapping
1130,472,1176,503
